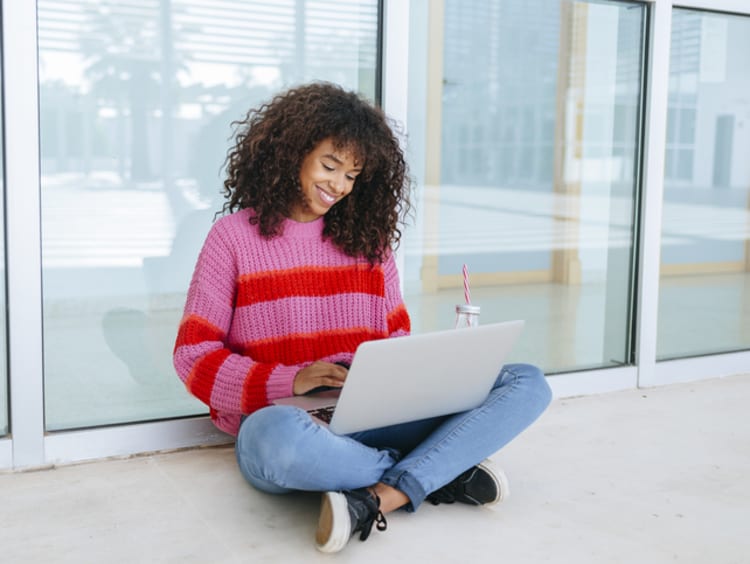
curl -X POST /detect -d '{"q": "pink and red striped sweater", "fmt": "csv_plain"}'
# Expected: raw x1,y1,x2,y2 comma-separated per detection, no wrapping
173,209,411,436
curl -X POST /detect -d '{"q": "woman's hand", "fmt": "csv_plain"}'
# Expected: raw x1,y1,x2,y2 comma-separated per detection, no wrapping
293,361,349,395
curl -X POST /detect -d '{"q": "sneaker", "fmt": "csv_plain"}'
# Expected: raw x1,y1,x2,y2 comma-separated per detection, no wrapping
315,488,387,553
426,459,509,506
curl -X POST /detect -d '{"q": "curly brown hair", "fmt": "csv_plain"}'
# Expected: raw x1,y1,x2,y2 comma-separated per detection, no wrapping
222,82,411,264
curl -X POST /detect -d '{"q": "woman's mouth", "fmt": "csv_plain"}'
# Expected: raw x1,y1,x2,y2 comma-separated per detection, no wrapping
317,186,337,205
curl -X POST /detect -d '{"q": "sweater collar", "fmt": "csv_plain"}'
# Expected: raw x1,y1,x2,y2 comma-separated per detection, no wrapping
281,215,325,239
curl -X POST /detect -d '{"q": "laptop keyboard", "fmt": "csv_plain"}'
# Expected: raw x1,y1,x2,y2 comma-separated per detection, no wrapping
308,406,335,424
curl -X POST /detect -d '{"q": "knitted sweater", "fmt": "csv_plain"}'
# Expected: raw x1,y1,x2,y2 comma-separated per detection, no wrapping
173,209,411,436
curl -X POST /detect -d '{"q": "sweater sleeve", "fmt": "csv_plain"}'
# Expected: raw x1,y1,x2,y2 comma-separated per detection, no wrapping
382,252,411,338
172,220,301,420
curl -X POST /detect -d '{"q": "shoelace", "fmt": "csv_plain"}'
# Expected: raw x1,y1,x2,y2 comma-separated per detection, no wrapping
356,491,388,541
427,468,475,505
358,509,387,541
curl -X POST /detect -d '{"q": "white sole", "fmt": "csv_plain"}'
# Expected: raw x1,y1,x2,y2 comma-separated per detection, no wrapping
315,491,351,553
478,459,510,505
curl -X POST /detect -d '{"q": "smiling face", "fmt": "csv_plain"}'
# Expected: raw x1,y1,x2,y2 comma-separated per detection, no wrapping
290,138,362,223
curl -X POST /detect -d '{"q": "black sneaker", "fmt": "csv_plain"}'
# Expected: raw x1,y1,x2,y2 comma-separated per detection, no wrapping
315,488,387,553
427,459,509,506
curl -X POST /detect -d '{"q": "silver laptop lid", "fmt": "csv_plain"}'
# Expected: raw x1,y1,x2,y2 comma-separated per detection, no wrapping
328,320,524,434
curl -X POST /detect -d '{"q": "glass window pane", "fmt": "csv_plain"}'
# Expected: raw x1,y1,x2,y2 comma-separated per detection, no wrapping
679,108,696,143
657,9,750,360
38,0,380,430
0,44,7,437
404,0,645,374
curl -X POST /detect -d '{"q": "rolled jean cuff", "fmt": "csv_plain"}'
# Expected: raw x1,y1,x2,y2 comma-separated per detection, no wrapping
380,469,427,513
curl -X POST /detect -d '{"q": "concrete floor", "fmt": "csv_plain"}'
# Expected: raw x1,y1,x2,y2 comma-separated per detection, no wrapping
1,374,748,564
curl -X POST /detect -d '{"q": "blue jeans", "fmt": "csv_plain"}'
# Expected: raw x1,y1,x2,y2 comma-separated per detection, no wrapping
235,363,552,511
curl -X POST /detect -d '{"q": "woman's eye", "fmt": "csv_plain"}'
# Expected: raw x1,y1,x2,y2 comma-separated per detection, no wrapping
346,175,356,182
323,164,334,171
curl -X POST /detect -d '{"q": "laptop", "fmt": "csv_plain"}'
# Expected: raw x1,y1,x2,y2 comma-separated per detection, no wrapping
272,319,524,435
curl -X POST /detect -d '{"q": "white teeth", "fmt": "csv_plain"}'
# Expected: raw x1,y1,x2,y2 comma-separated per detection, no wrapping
319,188,336,204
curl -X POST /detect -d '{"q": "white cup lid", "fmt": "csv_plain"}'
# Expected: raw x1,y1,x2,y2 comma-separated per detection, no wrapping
455,304,481,314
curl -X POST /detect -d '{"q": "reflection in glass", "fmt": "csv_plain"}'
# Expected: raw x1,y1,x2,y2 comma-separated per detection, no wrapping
404,0,645,373
38,0,379,430
657,9,750,360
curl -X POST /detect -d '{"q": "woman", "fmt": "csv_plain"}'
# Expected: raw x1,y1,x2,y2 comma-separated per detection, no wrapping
173,82,552,553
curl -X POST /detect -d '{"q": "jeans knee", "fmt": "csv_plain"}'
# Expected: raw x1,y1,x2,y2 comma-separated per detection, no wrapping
235,405,307,493
504,362,553,412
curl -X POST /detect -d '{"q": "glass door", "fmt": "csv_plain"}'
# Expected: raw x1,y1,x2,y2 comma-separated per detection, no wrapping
657,8,750,359
37,0,381,430
404,0,646,374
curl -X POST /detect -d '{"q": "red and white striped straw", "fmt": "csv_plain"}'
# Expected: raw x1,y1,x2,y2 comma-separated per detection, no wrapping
462,263,471,305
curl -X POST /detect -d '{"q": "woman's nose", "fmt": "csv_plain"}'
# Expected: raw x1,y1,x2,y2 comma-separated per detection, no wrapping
330,173,346,194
